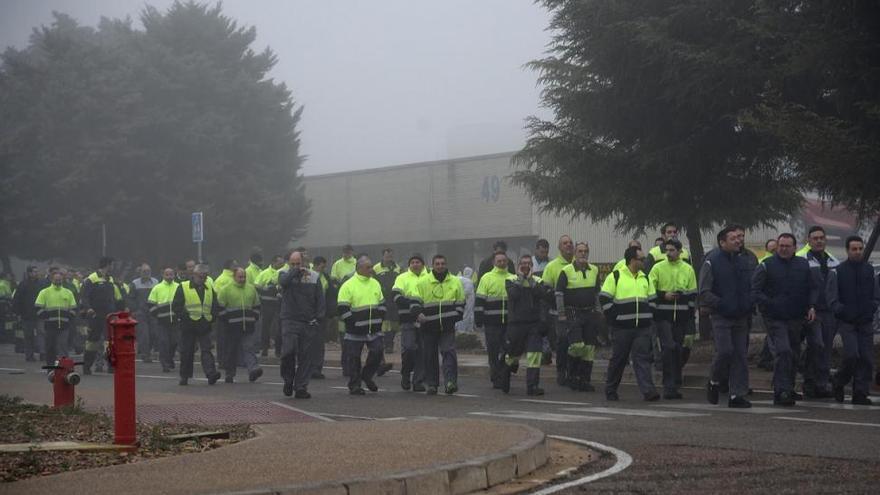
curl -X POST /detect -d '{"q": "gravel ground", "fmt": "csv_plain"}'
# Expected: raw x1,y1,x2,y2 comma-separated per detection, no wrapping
0,395,253,482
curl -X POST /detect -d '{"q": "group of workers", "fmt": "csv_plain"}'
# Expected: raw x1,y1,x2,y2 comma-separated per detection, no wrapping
0,222,876,405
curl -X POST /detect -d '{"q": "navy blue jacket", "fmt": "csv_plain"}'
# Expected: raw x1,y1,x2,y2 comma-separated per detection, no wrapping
751,255,817,320
826,260,880,325
699,249,754,318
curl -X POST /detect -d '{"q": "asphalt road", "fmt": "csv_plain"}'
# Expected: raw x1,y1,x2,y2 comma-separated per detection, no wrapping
2,346,878,493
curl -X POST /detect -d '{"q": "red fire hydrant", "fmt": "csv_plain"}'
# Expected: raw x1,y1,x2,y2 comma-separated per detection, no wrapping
43,356,81,408
107,312,138,445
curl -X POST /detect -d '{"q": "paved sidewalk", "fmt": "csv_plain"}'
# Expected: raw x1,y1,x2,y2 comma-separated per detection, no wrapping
3,418,548,495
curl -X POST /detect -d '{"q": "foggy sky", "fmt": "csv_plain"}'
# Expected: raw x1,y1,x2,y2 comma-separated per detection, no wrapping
0,0,553,176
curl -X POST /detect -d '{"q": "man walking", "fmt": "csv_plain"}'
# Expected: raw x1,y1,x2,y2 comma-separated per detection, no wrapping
255,255,285,357
475,251,513,388
148,267,179,372
278,251,325,398
542,235,575,385
797,226,840,398
413,254,465,395
336,254,384,395
700,226,755,408
499,254,554,395
827,236,879,405
373,248,401,375
555,242,601,392
217,267,263,384
648,239,697,399
12,266,46,362
34,270,77,366
392,254,429,391
172,264,221,386
751,233,817,406
130,263,158,363
81,257,123,374
600,246,659,401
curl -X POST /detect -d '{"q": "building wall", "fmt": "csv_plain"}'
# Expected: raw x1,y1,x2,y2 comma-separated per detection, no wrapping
299,152,533,249
299,152,867,265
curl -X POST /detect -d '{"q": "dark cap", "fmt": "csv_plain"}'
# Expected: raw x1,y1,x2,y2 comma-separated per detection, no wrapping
408,253,425,264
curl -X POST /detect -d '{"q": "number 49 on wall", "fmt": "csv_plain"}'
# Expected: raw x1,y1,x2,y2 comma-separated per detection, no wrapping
481,175,500,203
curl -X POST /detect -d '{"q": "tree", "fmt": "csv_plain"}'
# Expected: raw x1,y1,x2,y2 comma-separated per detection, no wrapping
512,0,805,267
744,0,880,259
0,1,309,272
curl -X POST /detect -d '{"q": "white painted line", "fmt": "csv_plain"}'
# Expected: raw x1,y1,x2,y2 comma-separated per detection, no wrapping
0,367,25,372
533,436,633,494
312,412,377,421
329,386,479,398
774,416,880,428
330,386,389,392
654,403,806,414
562,407,708,418
192,361,281,368
468,410,613,423
680,385,774,395
752,400,878,411
516,399,593,406
270,401,334,422
264,382,285,386
136,374,183,380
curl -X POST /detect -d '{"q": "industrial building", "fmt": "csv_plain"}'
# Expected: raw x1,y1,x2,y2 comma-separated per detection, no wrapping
299,151,792,271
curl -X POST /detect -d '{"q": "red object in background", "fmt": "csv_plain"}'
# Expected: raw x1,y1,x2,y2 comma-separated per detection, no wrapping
107,311,138,445
43,356,81,408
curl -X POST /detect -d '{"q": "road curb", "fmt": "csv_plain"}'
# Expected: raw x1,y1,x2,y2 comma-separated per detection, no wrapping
223,423,548,495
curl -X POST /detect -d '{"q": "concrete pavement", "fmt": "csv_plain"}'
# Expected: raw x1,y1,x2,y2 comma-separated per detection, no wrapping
3,419,548,495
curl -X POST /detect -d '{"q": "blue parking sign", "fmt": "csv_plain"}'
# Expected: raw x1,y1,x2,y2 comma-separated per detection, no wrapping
192,212,204,242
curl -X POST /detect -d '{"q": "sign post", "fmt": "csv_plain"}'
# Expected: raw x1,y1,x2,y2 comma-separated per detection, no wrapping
192,212,204,262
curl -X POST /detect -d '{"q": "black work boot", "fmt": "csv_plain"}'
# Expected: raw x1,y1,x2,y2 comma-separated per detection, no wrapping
578,361,595,392
566,358,580,391
526,368,542,395
499,363,511,394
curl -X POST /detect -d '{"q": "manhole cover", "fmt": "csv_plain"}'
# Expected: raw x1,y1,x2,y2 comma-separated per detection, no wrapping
134,400,321,425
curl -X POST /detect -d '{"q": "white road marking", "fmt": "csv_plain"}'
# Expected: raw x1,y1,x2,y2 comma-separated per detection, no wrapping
654,403,806,414
751,399,880,411
312,412,377,420
328,386,480,398
774,417,880,428
516,399,593,406
562,407,708,418
532,436,633,494
468,410,613,423
136,374,185,380
0,367,25,372
270,401,334,422
331,386,389,392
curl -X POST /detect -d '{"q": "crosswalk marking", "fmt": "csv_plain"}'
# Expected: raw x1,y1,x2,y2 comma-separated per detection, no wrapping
561,407,708,418
468,410,613,423
654,403,807,414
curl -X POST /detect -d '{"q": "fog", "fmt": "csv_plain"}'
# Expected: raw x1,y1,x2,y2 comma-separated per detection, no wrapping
0,0,553,176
